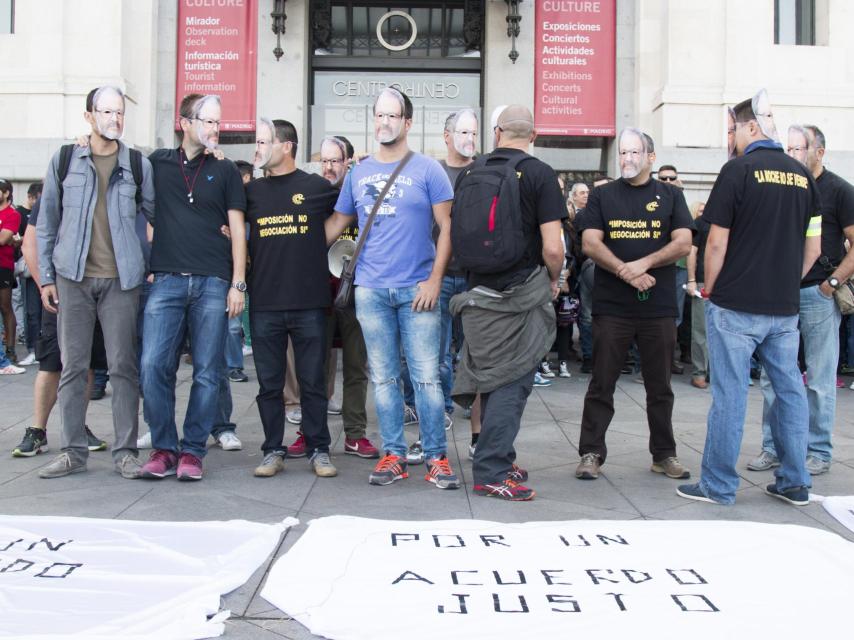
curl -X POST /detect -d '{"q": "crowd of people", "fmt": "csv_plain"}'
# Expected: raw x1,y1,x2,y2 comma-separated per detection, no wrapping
2,85,852,504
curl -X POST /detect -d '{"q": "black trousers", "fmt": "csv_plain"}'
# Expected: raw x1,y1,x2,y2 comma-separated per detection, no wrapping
251,308,330,456
473,368,535,485
579,315,677,464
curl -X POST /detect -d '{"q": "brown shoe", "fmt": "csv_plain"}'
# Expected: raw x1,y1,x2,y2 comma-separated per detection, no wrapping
651,456,691,479
575,453,602,480
691,377,708,389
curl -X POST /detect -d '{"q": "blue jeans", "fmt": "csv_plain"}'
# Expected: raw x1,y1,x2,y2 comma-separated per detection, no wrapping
699,302,809,504
759,285,840,462
356,285,445,459
225,314,244,370
141,274,229,458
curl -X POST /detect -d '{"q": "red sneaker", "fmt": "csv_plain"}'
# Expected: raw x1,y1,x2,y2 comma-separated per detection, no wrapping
507,464,529,483
140,450,178,479
177,452,203,481
474,479,535,501
287,431,307,458
344,437,380,458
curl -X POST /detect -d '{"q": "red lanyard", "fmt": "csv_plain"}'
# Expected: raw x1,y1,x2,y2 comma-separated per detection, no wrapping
178,149,206,204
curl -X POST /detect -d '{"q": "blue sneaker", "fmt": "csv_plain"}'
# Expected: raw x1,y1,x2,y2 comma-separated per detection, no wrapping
676,483,723,504
533,372,552,387
764,483,809,506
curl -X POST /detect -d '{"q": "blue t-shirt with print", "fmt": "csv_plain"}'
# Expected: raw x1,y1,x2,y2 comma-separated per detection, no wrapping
335,152,453,288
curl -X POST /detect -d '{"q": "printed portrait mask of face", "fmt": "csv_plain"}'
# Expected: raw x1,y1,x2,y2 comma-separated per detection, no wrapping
320,138,349,187
618,130,649,181
192,95,222,151
91,87,125,141
452,111,478,158
254,119,276,170
374,90,406,146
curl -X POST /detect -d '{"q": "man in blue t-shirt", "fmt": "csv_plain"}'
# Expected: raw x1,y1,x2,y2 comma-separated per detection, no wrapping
325,87,458,490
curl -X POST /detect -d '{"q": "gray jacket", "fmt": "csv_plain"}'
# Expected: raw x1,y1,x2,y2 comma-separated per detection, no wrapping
37,141,155,290
450,267,556,407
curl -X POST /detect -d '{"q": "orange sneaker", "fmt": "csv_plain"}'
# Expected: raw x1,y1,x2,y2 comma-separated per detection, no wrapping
369,453,408,486
424,455,461,489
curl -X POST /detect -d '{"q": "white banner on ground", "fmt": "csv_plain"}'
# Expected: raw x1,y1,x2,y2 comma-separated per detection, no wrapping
0,515,296,639
262,516,854,640
821,495,854,534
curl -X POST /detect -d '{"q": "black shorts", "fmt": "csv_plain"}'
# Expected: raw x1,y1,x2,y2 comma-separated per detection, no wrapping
0,267,14,289
35,311,108,373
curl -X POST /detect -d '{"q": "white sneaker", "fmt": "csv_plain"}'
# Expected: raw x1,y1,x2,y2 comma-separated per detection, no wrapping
136,431,152,449
327,400,342,415
286,407,303,425
403,405,419,425
538,361,556,378
444,413,453,430
468,443,476,460
558,361,571,378
18,352,38,366
242,345,253,357
216,430,242,451
0,364,26,375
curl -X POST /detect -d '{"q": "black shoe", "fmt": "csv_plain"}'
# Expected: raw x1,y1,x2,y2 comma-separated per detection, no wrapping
580,358,592,374
12,427,49,457
6,348,18,365
89,387,106,400
228,368,249,383
620,364,634,375
750,368,761,380
85,426,108,452
671,362,684,375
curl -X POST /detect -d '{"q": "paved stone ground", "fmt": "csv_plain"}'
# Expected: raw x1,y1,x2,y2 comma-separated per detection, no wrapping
2,351,853,639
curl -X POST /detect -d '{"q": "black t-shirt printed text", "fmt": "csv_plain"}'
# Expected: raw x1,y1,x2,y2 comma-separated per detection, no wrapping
579,177,694,318
246,170,338,311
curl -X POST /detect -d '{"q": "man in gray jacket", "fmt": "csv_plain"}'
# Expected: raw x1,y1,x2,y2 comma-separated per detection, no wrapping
36,86,155,479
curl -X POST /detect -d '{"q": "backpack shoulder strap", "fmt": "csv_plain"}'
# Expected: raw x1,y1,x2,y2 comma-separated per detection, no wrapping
56,144,74,204
128,148,144,205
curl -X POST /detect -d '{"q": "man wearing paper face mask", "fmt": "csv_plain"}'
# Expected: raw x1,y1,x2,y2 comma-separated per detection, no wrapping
139,93,247,482
35,86,156,479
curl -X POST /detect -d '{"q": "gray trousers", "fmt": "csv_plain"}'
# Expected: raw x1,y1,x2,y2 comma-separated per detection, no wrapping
691,285,709,378
56,276,140,463
473,368,536,485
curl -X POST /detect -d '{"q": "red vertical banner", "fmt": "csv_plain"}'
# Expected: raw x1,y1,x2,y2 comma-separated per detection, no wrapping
175,1,258,132
534,1,616,137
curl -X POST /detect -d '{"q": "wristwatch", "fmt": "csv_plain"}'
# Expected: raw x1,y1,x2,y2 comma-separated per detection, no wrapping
231,280,247,292
827,276,840,289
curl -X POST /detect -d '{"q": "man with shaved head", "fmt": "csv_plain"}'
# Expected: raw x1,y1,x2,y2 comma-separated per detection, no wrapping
451,105,566,500
575,127,694,483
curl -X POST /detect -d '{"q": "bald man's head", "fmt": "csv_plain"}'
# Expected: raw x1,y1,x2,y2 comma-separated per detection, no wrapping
496,105,534,141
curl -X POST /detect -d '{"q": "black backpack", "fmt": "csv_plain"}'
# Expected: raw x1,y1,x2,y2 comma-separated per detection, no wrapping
56,143,144,206
451,152,528,274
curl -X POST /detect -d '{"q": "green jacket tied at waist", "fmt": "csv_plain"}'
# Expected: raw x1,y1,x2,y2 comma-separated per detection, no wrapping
450,267,556,408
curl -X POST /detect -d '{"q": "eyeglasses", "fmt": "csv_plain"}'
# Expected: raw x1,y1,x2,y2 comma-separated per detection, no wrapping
95,109,124,119
193,117,221,129
618,150,644,158
659,175,678,182
320,158,345,166
374,113,402,122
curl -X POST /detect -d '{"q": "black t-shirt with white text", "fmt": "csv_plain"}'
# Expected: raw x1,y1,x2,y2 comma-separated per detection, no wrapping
579,177,694,318
246,170,338,311
148,148,246,282
703,145,820,315
466,148,566,291
802,168,854,286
